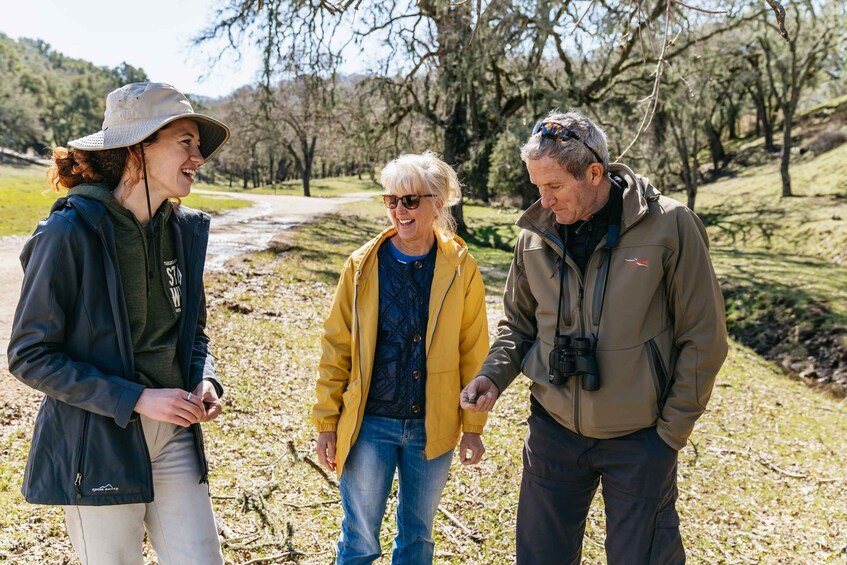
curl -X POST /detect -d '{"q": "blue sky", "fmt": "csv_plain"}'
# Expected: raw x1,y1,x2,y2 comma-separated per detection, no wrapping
0,0,261,98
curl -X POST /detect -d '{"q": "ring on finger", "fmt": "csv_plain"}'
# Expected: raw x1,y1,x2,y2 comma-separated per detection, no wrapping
187,392,193,402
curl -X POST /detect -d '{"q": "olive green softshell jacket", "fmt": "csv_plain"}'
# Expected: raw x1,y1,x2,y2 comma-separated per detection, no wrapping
480,163,728,450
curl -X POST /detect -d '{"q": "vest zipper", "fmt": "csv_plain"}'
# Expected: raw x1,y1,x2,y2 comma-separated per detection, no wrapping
426,270,457,352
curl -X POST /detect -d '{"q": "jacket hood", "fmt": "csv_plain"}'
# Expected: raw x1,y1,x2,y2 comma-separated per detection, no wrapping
349,226,470,277
65,183,173,229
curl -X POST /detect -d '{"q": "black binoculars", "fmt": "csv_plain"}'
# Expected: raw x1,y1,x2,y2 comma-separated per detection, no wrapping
548,334,600,391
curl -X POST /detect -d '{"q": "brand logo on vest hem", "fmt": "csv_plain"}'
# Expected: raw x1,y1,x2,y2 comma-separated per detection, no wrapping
91,484,119,493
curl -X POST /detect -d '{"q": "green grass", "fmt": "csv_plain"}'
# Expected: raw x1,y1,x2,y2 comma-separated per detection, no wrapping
800,93,847,119
199,175,382,197
0,164,58,237
0,164,251,237
696,140,847,260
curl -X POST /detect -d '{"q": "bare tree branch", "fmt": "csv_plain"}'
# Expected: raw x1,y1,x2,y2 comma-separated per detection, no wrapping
618,0,673,160
764,0,790,40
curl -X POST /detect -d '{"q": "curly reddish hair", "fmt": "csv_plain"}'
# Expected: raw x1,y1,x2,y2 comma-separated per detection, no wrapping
47,145,149,193
46,124,172,193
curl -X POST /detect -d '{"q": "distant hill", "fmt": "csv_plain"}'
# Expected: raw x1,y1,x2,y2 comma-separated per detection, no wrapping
0,32,148,154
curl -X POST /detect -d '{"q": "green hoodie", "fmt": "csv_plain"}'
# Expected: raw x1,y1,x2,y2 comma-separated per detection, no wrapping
69,183,183,390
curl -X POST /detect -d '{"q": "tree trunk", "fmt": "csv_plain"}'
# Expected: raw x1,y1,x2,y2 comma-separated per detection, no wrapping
727,101,740,140
520,166,536,210
443,99,470,235
687,153,699,211
763,114,776,153
750,78,776,152
780,107,793,197
705,121,726,171
433,4,472,235
301,135,317,197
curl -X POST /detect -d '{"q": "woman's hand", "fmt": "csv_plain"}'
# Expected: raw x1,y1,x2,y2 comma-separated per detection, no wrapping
134,388,207,427
316,431,338,473
191,380,222,422
458,432,485,465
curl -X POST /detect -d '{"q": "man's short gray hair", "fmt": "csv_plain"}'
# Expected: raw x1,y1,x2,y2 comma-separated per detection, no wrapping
520,110,609,179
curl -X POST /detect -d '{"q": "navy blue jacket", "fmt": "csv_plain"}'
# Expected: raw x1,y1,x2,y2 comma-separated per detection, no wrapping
7,193,221,505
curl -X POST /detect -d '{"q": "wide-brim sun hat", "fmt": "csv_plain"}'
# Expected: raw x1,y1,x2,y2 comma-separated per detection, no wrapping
67,82,231,161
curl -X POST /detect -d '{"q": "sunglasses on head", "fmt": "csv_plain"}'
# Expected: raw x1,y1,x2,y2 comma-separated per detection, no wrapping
382,194,435,210
532,121,604,164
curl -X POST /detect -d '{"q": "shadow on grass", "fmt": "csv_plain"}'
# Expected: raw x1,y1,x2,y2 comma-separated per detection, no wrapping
717,248,847,396
272,213,384,284
698,203,787,248
465,225,518,252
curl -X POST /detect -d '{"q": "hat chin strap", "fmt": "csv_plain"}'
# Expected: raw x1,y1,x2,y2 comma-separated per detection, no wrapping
139,144,154,229
139,144,157,294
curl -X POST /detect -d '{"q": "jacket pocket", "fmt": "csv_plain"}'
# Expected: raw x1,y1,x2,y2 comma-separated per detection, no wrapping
649,507,684,564
586,344,660,435
77,414,150,500
647,338,670,410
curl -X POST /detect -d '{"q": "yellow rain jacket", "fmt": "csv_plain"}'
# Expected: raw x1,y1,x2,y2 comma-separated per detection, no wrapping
313,226,489,478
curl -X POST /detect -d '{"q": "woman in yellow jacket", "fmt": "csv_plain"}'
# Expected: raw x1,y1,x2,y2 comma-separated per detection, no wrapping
313,152,491,564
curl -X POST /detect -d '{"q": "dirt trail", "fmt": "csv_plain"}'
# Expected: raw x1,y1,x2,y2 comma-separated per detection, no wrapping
0,190,375,406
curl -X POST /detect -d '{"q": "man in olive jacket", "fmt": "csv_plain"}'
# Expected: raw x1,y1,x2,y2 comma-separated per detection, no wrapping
461,111,728,564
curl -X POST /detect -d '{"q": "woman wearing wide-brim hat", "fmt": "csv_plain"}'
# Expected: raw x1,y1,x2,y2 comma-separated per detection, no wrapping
8,82,231,564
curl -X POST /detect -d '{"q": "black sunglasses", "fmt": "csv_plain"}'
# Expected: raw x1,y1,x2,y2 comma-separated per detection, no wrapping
382,194,435,210
532,121,604,164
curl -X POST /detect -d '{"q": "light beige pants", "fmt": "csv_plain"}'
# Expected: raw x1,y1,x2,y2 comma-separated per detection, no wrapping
63,416,223,565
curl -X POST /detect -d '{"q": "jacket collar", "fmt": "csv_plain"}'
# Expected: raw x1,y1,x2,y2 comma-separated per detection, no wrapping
517,162,656,241
351,225,468,278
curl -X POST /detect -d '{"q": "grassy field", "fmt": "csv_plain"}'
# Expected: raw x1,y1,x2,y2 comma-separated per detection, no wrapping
0,164,250,236
3,141,847,563
692,141,847,391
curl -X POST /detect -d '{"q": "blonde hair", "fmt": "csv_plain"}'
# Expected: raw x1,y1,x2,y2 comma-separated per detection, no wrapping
380,151,462,234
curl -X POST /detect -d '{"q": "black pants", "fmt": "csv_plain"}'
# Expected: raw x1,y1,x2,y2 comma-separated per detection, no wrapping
516,406,685,565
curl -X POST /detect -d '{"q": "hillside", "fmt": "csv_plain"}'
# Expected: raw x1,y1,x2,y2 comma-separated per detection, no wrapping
691,126,847,395
0,32,147,152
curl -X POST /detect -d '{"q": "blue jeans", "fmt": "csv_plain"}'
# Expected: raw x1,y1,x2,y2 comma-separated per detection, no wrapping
337,415,454,565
